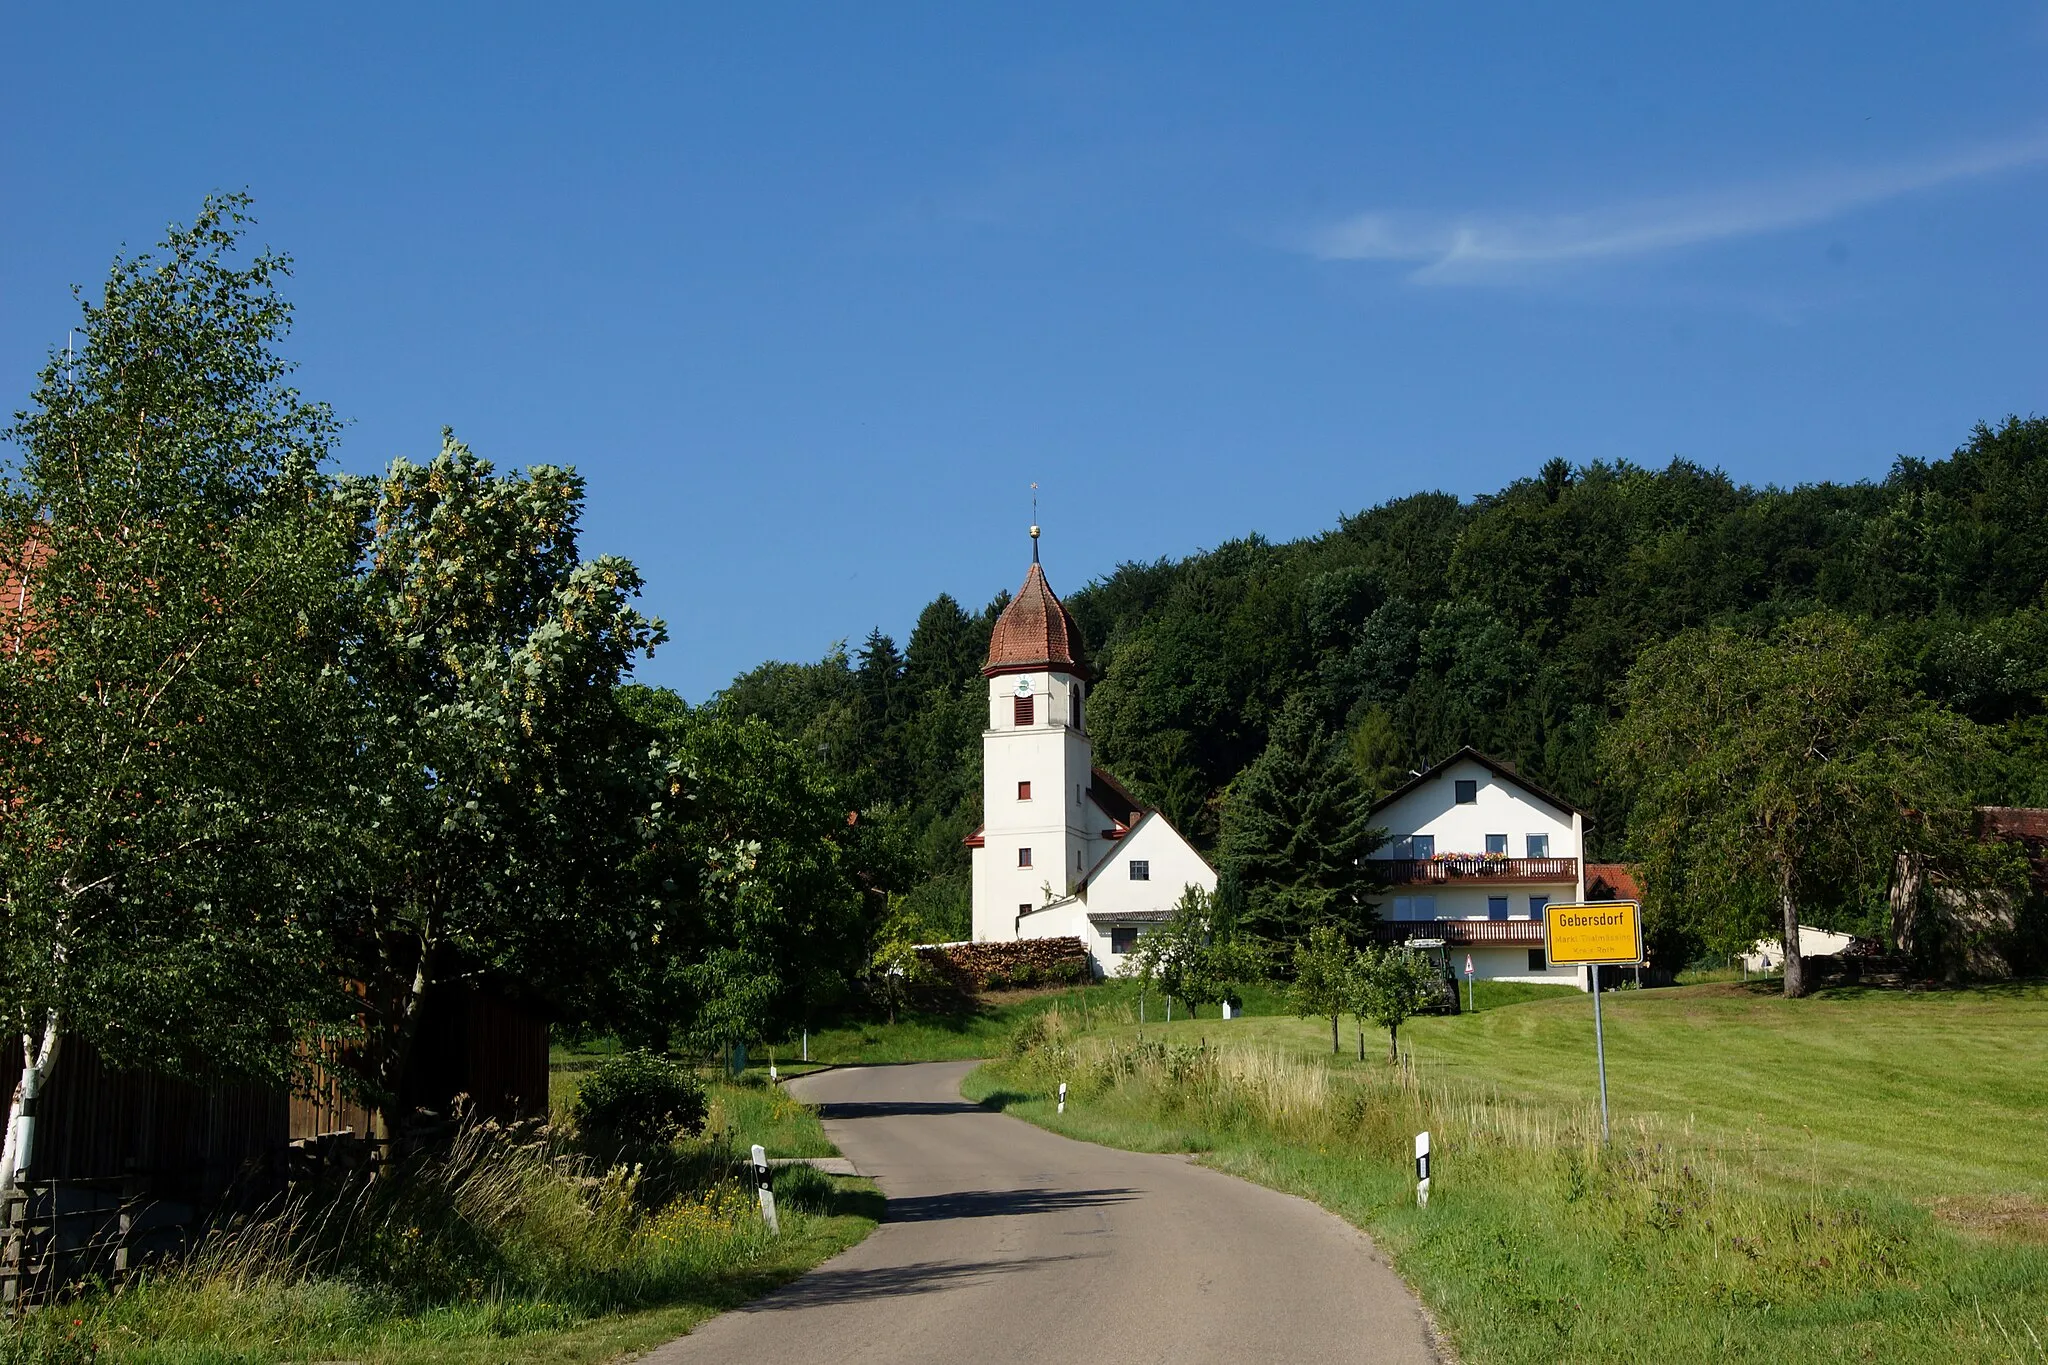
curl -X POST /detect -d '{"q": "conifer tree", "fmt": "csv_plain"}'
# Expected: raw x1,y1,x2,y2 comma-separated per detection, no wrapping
1218,695,1385,943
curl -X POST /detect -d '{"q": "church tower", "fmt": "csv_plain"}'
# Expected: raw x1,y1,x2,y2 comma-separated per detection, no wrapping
969,528,1100,943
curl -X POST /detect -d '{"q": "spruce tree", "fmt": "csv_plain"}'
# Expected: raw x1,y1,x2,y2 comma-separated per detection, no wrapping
1218,694,1385,943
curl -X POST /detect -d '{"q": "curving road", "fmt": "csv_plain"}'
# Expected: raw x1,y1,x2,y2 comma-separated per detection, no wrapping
643,1060,1438,1365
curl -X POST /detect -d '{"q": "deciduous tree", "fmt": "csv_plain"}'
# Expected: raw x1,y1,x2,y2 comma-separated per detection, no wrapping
0,197,354,1185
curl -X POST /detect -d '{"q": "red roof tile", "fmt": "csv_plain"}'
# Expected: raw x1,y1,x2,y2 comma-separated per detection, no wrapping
983,561,1090,679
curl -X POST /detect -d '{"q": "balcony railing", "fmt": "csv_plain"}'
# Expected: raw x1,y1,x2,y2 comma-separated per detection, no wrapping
1373,918,1548,946
1374,856,1578,885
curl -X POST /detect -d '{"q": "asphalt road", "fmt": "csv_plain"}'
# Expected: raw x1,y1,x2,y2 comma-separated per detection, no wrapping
643,1060,1438,1365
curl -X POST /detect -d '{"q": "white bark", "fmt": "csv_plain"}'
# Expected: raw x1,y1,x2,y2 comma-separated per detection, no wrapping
1,1013,62,1194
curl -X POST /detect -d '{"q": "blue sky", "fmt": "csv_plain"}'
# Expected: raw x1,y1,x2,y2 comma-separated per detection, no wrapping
5,3,2046,698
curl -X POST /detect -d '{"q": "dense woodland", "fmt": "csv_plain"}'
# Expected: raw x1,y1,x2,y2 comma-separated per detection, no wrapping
701,421,2048,956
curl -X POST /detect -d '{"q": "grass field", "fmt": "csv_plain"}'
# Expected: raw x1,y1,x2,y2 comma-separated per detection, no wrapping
965,978,2048,1363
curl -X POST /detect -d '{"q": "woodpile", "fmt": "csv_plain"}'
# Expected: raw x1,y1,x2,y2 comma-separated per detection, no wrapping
918,938,1091,992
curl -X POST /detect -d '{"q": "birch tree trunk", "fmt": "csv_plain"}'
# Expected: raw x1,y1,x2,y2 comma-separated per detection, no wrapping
1,1015,63,1193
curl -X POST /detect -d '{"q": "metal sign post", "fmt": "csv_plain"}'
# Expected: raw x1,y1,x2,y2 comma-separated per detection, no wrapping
1541,901,1643,1145
1463,954,1474,1013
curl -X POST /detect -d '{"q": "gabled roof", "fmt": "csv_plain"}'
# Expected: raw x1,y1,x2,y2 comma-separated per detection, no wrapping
1368,745,1590,823
984,561,1090,680
1087,766,1146,829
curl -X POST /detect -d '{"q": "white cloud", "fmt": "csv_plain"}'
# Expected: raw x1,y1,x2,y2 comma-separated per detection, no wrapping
1307,130,2048,283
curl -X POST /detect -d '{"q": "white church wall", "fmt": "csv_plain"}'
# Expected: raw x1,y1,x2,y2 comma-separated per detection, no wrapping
1083,815,1217,919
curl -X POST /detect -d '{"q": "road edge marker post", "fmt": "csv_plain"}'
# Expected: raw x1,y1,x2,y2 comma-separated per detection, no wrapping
1058,1081,1067,1114
1414,1131,1431,1207
1541,900,1644,1144
751,1143,779,1235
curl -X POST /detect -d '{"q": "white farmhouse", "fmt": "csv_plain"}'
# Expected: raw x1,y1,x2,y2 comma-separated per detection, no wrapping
1367,747,1596,989
966,535,1216,975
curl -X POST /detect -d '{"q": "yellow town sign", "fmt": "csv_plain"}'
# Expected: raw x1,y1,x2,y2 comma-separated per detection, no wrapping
1543,900,1644,967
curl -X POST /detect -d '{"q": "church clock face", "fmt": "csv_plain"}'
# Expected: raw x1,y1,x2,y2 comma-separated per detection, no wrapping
1014,676,1034,698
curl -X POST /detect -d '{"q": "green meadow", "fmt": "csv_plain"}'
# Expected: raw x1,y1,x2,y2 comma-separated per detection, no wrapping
965,979,2048,1363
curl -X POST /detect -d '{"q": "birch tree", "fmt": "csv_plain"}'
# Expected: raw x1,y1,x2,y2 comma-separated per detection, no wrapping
0,197,353,1187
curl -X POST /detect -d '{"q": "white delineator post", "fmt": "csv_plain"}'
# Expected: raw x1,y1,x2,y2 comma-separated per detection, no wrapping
1414,1131,1432,1207
1057,1082,1067,1114
751,1144,779,1235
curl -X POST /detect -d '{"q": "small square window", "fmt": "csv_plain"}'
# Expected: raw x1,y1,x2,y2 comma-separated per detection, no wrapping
1485,834,1508,855
1129,860,1150,881
1454,779,1478,804
1018,847,1033,868
1111,926,1139,955
1488,896,1508,921
1410,834,1435,860
1528,948,1548,971
1019,902,1031,917
1017,780,1032,801
1014,695,1035,727
1526,834,1550,858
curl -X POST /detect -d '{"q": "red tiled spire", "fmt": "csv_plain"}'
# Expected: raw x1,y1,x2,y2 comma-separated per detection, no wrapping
983,560,1090,679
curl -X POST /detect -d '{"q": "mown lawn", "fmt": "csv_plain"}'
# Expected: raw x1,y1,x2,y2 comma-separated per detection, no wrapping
967,979,2048,1363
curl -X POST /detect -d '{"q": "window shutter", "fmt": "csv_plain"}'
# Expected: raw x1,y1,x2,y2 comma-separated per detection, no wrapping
1014,695,1035,726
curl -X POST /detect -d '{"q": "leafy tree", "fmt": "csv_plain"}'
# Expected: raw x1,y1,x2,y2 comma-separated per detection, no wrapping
608,701,883,1053
0,197,355,1185
1604,613,1984,997
334,435,663,1139
1218,696,1384,943
1289,924,1352,1054
1348,944,1440,1063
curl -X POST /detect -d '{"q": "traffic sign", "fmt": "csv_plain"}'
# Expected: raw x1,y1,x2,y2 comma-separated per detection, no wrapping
1544,900,1644,967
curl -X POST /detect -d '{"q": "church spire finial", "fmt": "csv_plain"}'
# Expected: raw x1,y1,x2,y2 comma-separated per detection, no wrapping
1029,482,1041,563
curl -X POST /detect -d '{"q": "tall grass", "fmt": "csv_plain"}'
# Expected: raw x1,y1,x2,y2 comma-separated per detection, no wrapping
7,1099,871,1364
984,1003,2048,1363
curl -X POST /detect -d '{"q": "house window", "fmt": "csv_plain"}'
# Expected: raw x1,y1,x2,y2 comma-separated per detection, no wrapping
1111,926,1139,955
1528,948,1548,971
1129,860,1150,881
1392,895,1437,922
1528,895,1548,920
1077,850,1083,871
1485,834,1508,856
1020,902,1031,917
1488,896,1508,921
1070,684,1084,732
1526,834,1550,858
1454,779,1478,804
1017,780,1032,800
1014,695,1035,726
1018,847,1033,868
1410,834,1435,860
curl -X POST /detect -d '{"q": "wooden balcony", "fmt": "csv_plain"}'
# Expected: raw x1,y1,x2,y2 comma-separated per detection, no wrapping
1374,856,1578,886
1373,918,1548,946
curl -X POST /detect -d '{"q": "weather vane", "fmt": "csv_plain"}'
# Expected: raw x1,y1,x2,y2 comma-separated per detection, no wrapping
1030,482,1041,561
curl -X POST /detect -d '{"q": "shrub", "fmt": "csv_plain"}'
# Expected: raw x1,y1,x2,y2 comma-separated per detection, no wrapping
572,1051,708,1150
